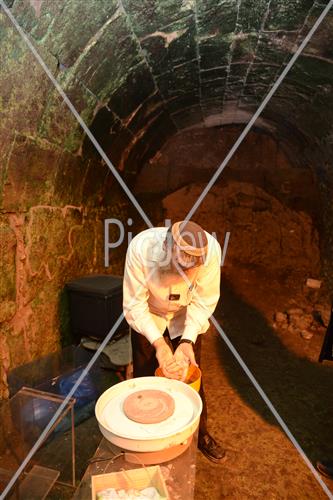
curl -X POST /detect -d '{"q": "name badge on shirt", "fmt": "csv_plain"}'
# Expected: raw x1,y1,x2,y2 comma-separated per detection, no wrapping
169,293,180,301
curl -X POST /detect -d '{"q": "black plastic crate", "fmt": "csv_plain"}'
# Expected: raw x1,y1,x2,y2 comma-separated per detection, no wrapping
66,275,128,342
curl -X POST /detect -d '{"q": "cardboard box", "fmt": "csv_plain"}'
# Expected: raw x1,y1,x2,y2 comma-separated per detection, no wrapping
91,465,169,499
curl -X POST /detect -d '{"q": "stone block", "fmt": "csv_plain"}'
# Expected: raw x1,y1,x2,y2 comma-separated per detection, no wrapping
85,110,132,169
199,38,231,69
237,0,270,32
108,62,155,120
0,219,16,306
125,111,177,172
140,15,197,76
224,85,245,101
26,206,79,276
0,301,16,324
200,66,228,82
156,60,199,99
288,57,333,90
69,216,96,270
40,0,119,67
201,98,223,117
201,79,227,100
37,89,82,152
73,14,142,102
171,105,203,129
81,160,110,206
122,0,194,38
246,63,280,86
255,33,290,65
265,0,314,31
60,78,98,123
143,116,178,164
166,92,201,114
124,134,152,175
106,122,134,170
53,152,87,206
82,107,119,158
0,16,57,138
2,136,60,211
10,0,64,40
302,8,333,61
197,0,238,36
231,34,258,64
126,93,165,135
242,83,268,97
0,328,10,399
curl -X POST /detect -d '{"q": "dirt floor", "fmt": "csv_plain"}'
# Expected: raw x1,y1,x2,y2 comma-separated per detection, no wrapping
195,266,333,499
11,265,333,499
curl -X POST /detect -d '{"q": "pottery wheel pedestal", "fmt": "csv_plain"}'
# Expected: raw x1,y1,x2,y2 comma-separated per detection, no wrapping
73,430,199,500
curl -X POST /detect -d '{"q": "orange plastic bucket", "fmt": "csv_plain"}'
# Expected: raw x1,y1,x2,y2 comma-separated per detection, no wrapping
155,365,201,392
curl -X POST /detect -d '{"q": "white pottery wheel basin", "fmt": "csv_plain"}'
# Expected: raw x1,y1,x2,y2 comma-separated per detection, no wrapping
95,376,202,452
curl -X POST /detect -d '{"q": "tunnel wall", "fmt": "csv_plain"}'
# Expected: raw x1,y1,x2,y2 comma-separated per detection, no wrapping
0,131,132,398
0,12,131,398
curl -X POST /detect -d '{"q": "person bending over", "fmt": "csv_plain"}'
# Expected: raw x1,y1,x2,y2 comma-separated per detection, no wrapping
123,220,225,463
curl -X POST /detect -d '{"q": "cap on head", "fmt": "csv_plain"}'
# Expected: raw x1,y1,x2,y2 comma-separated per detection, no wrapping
171,220,208,264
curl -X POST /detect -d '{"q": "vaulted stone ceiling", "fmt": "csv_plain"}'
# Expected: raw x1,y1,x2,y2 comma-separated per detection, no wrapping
2,0,333,178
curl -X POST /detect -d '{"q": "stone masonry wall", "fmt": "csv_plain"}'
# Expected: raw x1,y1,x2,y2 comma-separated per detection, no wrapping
0,6,129,398
0,131,131,398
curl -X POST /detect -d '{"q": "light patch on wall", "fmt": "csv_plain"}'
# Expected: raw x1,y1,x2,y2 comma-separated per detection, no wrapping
203,102,275,132
140,29,188,48
28,0,43,18
180,0,196,11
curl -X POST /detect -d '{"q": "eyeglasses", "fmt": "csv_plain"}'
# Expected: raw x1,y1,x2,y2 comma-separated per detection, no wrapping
173,245,202,269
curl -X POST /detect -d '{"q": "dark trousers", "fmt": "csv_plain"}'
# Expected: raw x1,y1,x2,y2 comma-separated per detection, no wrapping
131,329,208,436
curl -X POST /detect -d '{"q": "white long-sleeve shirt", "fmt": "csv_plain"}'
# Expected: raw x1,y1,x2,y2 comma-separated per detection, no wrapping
123,227,221,344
